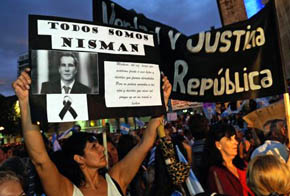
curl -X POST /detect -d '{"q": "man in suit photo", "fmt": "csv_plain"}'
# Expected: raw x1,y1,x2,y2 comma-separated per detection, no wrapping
41,52,91,94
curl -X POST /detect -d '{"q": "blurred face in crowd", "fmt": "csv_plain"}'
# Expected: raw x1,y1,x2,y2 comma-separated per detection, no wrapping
6,149,13,159
58,56,77,83
108,142,119,167
0,149,5,163
278,121,287,143
271,120,287,144
235,129,244,142
216,135,238,160
164,127,171,139
0,180,24,196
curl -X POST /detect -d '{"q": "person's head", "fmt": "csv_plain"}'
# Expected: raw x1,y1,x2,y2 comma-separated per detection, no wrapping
214,123,238,161
53,132,106,187
0,148,5,164
188,114,209,140
164,123,173,139
0,170,25,196
58,53,78,84
249,99,257,112
268,119,287,144
96,134,119,167
247,155,290,196
207,123,238,166
6,148,14,159
117,134,137,160
107,142,118,167
235,128,244,142
72,124,81,133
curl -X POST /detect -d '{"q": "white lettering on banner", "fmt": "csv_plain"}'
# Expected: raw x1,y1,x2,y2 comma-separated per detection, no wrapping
186,25,266,53
173,60,273,96
101,1,266,54
168,30,181,50
37,20,154,55
101,1,163,45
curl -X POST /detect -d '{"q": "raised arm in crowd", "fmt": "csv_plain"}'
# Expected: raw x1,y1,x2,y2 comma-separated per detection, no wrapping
12,68,172,196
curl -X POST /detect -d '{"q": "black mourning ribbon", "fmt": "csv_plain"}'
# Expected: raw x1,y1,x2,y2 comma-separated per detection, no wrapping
59,98,78,120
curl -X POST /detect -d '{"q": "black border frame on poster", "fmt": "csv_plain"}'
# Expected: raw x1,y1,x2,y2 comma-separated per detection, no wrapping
29,14,165,125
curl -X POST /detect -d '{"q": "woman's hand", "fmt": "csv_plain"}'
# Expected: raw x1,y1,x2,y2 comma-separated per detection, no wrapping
162,75,172,107
12,68,31,102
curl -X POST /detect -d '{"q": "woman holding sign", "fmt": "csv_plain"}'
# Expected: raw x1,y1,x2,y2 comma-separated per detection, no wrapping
12,68,171,196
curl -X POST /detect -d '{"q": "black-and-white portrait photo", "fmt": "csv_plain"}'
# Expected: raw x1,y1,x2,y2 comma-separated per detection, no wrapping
31,50,99,94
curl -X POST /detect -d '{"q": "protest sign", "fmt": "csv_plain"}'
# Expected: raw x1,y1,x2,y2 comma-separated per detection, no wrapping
29,15,165,123
94,0,287,102
243,100,285,134
170,99,202,111
270,0,290,79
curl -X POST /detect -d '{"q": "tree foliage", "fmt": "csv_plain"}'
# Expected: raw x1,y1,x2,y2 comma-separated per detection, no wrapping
0,94,21,136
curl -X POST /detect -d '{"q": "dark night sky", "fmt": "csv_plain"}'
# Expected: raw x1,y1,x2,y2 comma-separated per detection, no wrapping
0,0,221,96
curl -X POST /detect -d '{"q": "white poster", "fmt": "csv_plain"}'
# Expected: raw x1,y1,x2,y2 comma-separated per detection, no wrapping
104,61,161,107
47,94,88,122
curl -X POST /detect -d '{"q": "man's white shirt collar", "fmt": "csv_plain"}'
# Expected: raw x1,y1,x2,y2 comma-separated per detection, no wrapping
61,80,75,94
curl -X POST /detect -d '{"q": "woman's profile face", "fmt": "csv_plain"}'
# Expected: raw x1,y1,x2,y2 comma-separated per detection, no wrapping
216,135,238,159
82,141,107,169
0,180,24,196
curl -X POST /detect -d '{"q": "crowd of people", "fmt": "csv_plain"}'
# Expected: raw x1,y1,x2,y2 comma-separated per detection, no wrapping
0,69,289,196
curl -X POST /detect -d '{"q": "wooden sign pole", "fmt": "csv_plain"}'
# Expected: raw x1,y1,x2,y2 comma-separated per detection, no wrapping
102,119,109,169
283,93,290,143
273,0,290,143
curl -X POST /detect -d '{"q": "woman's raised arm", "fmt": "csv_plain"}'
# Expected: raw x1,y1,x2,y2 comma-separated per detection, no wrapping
12,68,73,196
109,76,172,194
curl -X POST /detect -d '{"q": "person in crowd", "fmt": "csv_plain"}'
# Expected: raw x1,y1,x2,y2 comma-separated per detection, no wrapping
168,124,193,166
0,155,29,193
249,99,257,113
183,128,194,147
187,114,209,185
6,147,14,159
12,68,171,196
96,135,119,168
0,147,6,164
145,122,195,196
117,134,138,162
250,119,289,162
206,122,254,196
0,170,25,196
117,133,145,196
71,124,82,134
238,128,259,162
41,52,91,94
247,154,290,196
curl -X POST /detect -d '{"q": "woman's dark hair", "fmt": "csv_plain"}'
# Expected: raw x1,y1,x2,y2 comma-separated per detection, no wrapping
51,132,98,187
188,114,209,140
117,134,137,160
96,134,115,147
204,122,245,169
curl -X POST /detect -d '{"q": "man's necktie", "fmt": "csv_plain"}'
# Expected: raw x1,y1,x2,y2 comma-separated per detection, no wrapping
63,86,70,94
